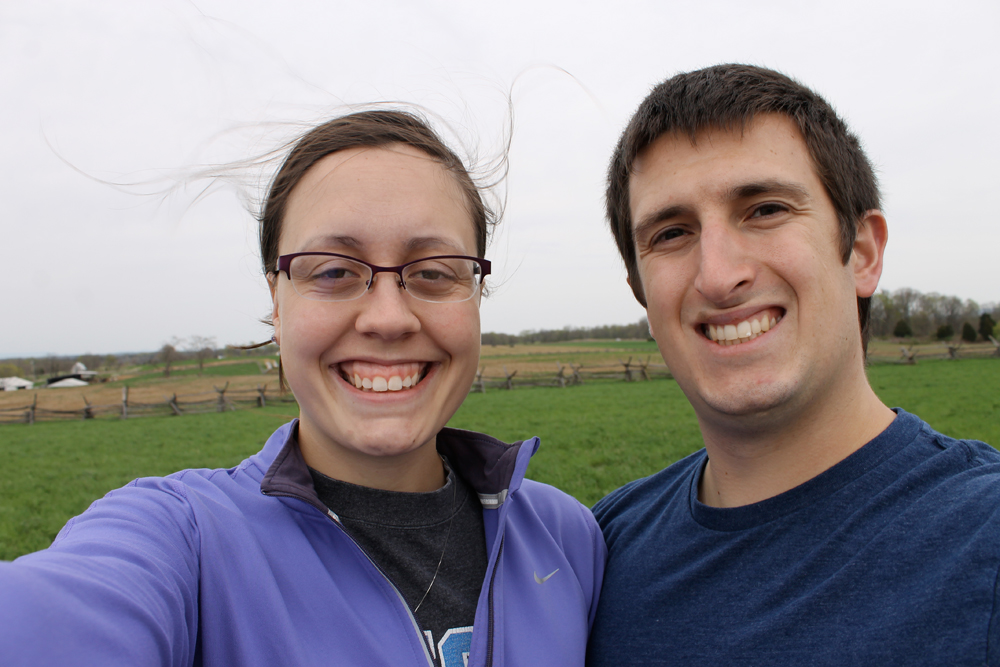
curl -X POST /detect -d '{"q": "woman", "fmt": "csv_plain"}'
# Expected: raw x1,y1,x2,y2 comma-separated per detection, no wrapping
0,110,605,666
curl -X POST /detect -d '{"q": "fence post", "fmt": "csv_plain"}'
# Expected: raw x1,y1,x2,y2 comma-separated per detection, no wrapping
27,393,37,425
121,386,129,419
257,384,267,408
82,395,94,420
899,346,918,365
475,367,486,394
169,394,182,415
639,356,651,381
989,335,1000,358
502,365,517,390
555,362,566,388
620,356,635,381
947,344,961,360
215,382,230,412
570,363,582,385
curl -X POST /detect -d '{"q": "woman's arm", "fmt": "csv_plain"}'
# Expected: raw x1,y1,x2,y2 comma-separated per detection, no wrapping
0,477,202,667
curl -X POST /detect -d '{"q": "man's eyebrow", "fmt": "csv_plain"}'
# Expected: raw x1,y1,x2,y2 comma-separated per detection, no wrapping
634,205,690,239
728,180,812,203
633,180,812,237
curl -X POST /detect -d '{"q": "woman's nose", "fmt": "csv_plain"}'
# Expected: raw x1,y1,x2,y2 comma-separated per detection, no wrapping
353,272,422,339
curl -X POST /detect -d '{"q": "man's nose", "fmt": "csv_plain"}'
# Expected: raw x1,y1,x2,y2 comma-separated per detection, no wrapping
353,272,421,339
692,221,755,305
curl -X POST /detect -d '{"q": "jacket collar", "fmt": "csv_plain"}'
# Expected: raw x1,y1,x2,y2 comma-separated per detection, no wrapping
259,420,535,510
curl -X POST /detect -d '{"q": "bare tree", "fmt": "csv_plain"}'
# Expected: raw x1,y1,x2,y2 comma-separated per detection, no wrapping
186,336,217,374
890,288,919,323
77,354,104,371
941,296,965,333
160,337,185,378
868,290,893,338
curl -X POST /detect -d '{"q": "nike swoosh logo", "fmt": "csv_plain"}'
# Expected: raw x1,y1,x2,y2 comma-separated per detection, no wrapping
534,568,560,584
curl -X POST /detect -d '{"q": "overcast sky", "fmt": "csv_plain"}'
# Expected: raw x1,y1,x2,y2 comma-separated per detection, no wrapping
3,0,998,358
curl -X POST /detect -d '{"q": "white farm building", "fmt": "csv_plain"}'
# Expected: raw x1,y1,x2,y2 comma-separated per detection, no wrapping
1,377,34,391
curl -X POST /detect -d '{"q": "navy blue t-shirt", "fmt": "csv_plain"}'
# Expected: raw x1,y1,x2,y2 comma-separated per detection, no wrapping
588,410,1000,666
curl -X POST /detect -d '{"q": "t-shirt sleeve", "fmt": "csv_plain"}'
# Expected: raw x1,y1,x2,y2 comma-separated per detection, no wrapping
580,500,608,629
0,477,201,667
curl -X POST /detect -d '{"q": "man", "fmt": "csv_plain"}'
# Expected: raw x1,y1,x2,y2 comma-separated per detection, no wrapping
587,64,1000,665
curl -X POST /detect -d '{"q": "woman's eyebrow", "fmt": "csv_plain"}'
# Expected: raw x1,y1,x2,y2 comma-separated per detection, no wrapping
295,235,462,253
406,236,463,252
294,235,362,253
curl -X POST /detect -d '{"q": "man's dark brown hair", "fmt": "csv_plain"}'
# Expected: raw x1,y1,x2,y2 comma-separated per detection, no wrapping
606,64,881,350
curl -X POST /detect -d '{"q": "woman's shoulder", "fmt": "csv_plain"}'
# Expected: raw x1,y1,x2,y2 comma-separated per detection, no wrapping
508,479,602,545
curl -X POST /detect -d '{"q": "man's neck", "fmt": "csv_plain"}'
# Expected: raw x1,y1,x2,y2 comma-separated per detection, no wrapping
697,382,896,508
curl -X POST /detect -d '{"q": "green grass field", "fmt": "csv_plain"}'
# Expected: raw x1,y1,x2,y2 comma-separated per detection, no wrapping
123,361,270,383
0,406,297,559
0,358,996,559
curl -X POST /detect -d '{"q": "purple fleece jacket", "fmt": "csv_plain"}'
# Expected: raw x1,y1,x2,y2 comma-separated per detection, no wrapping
0,422,605,666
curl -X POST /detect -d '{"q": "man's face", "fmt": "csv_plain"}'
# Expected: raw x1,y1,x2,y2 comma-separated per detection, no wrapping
629,114,870,427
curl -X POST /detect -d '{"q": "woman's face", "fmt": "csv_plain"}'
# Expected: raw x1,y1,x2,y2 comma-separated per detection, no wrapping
270,144,482,483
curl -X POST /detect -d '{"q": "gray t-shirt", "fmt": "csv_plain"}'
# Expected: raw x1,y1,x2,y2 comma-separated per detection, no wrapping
309,462,487,657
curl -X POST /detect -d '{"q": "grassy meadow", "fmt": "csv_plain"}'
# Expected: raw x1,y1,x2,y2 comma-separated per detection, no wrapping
0,352,997,559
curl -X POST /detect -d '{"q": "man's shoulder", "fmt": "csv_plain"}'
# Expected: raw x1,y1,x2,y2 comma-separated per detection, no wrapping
592,448,707,529
899,411,1000,502
898,409,999,471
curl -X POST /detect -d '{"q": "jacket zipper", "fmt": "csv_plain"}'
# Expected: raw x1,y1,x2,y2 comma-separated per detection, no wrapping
484,535,504,667
262,491,435,667
323,508,436,667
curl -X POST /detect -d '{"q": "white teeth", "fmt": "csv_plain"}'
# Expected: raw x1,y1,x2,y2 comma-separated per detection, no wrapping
709,313,781,346
344,366,426,392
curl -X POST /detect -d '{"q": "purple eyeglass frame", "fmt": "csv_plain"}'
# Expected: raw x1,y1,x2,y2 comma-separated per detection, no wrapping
275,252,491,296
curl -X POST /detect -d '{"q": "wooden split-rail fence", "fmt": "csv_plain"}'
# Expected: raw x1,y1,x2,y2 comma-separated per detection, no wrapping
897,339,1000,364
470,357,673,393
0,382,295,426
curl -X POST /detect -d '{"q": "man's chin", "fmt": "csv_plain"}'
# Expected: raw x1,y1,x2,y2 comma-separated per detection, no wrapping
695,382,801,427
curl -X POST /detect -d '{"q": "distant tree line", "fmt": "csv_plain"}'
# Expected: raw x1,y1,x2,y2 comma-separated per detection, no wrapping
0,336,280,381
870,288,998,341
482,318,650,346
4,294,998,380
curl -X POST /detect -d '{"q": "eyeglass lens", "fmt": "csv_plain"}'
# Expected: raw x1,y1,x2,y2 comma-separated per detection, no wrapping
288,255,483,303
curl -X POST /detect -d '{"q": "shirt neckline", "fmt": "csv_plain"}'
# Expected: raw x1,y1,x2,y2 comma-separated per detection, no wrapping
689,409,920,531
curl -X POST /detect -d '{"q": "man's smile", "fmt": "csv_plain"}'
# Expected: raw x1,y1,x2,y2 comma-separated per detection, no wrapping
701,308,784,346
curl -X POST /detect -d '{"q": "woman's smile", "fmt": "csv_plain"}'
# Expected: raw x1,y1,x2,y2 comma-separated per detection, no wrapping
335,360,431,393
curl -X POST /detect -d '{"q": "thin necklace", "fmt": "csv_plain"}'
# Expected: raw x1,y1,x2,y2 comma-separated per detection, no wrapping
413,470,459,614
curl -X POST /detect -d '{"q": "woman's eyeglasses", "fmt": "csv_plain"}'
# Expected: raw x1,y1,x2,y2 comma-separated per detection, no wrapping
274,253,490,304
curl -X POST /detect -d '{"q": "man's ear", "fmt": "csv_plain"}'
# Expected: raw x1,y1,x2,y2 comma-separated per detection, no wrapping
852,210,888,298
